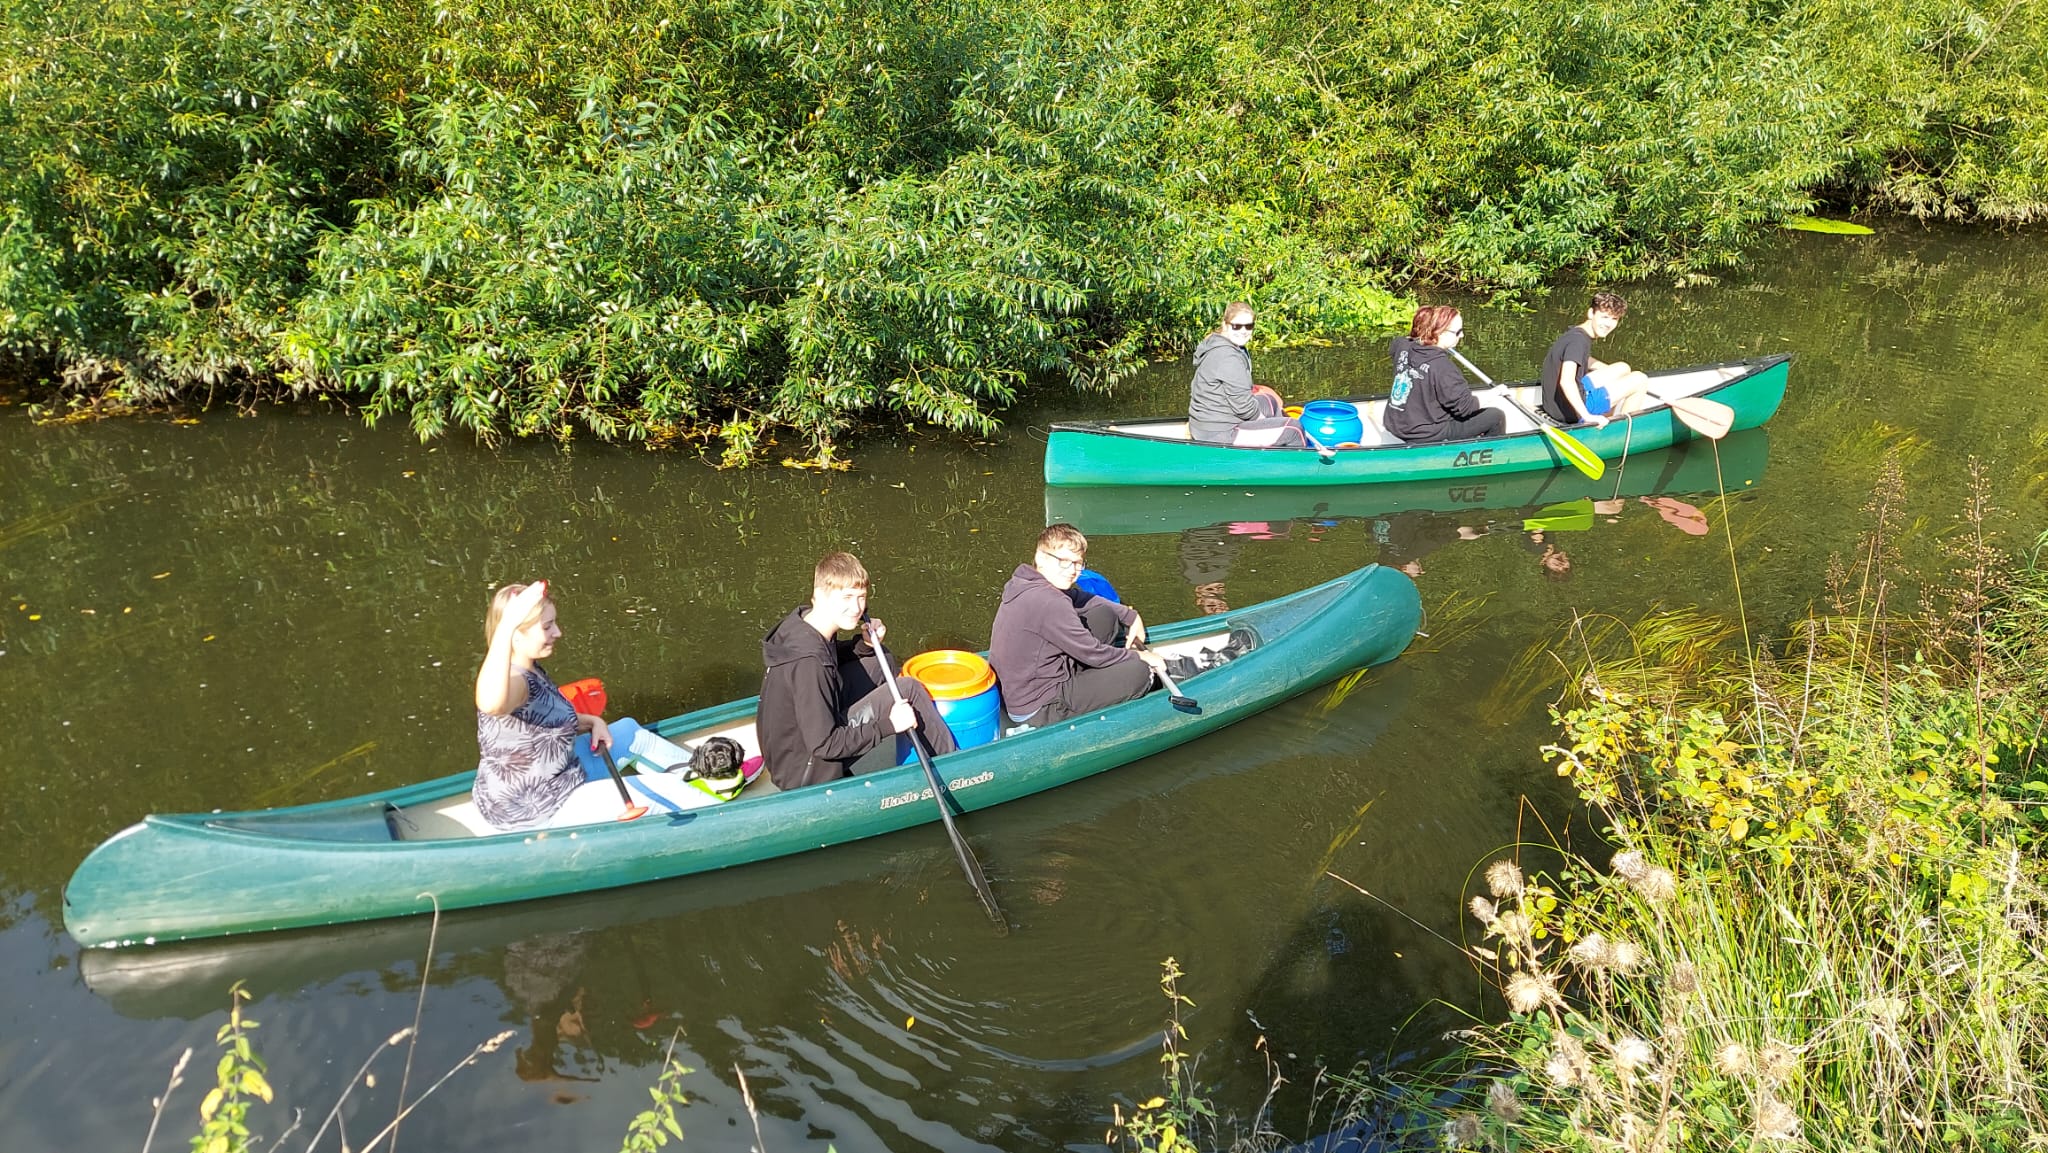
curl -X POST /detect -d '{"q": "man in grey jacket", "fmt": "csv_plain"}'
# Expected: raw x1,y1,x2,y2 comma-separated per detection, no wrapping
990,524,1167,727
1188,302,1303,446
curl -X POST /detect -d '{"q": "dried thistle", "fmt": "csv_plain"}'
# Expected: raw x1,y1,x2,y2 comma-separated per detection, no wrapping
1608,939,1645,971
1611,1035,1654,1073
1443,1111,1485,1148
1633,866,1677,903
1756,1096,1801,1141
1546,1034,1591,1087
1569,934,1614,971
1469,895,1499,926
1715,1041,1750,1077
1485,1079,1524,1124
1485,860,1526,899
1610,850,1648,883
1669,960,1698,993
1505,970,1561,1014
1758,1041,1798,1084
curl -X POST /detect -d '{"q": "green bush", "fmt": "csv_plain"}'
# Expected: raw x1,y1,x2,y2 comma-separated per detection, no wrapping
3,0,2043,453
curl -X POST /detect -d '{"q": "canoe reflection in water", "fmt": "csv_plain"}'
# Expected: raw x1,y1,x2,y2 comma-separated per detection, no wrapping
1051,429,1768,601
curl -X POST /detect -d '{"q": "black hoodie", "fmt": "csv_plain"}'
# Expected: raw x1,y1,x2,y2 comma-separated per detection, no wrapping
759,606,890,789
1384,335,1485,442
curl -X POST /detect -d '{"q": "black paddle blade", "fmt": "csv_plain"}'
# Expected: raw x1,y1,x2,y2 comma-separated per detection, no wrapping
1168,693,1200,714
911,733,1007,930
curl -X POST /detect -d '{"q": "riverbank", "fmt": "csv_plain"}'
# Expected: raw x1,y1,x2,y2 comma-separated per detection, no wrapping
7,0,2044,455
1326,463,2048,1151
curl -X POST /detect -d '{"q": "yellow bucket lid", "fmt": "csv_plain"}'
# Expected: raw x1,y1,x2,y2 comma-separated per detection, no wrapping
901,649,997,700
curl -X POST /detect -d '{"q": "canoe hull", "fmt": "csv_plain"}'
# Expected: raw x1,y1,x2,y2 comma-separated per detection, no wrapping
1044,354,1789,487
64,565,1421,947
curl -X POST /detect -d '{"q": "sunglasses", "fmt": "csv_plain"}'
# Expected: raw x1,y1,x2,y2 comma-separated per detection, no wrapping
1229,322,1255,332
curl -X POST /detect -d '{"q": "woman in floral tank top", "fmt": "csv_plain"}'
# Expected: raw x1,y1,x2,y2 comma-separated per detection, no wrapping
473,581,614,829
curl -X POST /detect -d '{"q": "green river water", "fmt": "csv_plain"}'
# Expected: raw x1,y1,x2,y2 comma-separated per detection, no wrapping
3,224,2046,1151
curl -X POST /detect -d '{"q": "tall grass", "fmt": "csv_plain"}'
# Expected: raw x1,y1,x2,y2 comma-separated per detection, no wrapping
1365,467,2048,1150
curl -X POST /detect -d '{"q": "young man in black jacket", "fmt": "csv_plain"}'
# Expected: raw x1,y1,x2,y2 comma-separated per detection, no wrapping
759,552,956,789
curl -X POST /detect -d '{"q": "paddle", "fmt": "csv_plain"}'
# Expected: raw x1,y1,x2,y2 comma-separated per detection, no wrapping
597,745,650,822
864,621,1005,927
1447,348,1604,481
1647,391,1735,440
1300,425,1337,464
1136,643,1199,713
1522,498,1595,534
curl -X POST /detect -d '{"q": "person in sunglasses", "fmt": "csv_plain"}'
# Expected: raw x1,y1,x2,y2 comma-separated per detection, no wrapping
1384,305,1506,444
1187,303,1305,446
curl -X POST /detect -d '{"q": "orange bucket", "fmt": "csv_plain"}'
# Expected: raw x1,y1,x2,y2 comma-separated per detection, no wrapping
902,649,997,700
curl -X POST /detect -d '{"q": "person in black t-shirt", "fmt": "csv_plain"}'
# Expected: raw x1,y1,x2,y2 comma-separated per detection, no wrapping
1540,292,1652,427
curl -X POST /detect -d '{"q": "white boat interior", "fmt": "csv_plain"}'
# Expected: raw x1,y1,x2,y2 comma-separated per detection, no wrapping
1096,363,1754,445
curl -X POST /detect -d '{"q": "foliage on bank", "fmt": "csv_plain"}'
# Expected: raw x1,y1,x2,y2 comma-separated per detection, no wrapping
4,0,2045,454
1366,466,2048,1150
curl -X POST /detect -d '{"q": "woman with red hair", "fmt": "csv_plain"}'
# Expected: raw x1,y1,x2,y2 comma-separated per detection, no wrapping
1383,305,1506,444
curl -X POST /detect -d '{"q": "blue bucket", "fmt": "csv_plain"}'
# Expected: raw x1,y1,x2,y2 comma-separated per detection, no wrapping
897,650,1003,763
1300,400,1365,447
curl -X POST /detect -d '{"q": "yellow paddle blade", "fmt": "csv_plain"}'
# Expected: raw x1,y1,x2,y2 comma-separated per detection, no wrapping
1523,498,1595,533
1540,423,1605,480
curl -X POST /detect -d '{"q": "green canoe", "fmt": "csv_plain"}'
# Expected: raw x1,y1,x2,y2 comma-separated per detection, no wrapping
1044,354,1789,487
1048,428,1768,536
64,564,1421,948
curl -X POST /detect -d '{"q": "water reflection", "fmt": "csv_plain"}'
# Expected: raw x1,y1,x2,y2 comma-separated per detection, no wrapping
14,223,2048,1152
1053,432,1766,610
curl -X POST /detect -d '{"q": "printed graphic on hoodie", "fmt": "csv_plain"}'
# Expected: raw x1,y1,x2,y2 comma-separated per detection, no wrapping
1390,346,1419,408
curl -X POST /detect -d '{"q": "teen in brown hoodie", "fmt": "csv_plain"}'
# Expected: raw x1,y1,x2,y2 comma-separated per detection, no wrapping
989,525,1166,725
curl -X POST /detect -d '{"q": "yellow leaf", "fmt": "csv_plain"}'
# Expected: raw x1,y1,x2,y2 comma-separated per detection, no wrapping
153,572,171,579
1729,817,1750,841
1140,1096,1166,1109
200,1087,224,1121
241,1069,273,1102
203,1136,228,1153
905,1017,915,1029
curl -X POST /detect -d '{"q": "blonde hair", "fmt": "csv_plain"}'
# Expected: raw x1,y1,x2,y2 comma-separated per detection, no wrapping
484,582,551,642
1036,523,1088,556
1214,301,1254,335
812,551,869,593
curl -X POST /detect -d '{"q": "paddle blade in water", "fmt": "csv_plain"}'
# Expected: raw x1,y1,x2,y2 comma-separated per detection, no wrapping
1785,215,1874,235
1523,498,1595,533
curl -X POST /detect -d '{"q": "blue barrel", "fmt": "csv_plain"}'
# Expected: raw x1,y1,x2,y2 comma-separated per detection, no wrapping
1301,400,1365,447
899,650,1003,762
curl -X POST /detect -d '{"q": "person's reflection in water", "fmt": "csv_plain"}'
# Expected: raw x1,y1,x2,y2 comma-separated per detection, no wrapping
503,933,602,1090
1371,512,1485,578
1178,520,1293,613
